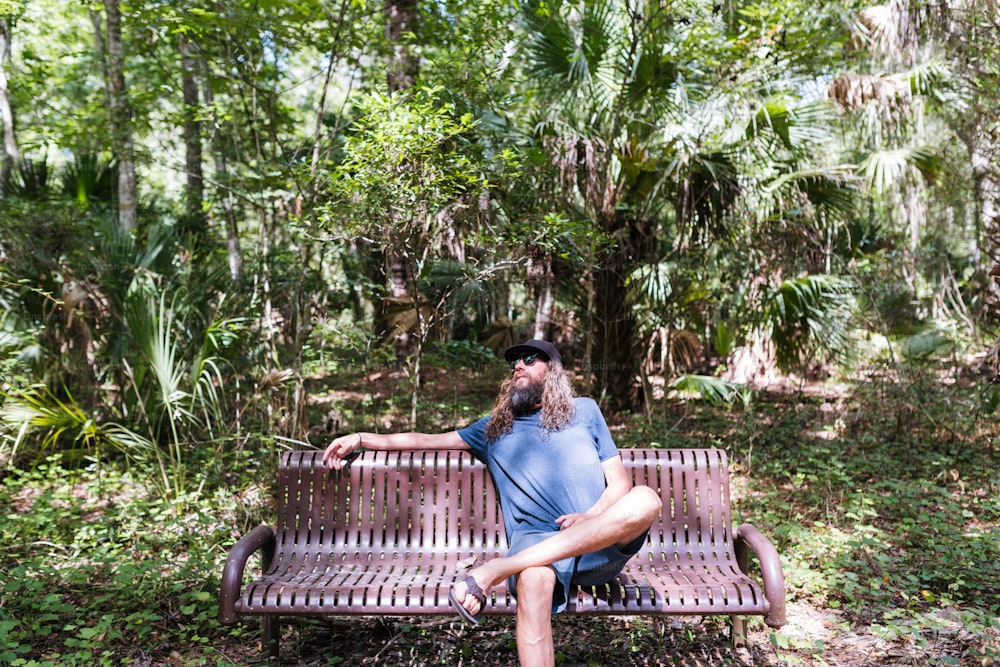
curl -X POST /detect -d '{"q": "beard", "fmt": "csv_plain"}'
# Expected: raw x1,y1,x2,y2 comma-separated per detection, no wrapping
510,380,544,416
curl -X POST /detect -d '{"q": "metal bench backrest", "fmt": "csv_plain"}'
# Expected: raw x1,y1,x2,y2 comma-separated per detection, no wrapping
272,448,735,566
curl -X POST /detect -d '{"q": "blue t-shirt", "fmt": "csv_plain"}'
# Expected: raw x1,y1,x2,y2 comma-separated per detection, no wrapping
457,397,619,540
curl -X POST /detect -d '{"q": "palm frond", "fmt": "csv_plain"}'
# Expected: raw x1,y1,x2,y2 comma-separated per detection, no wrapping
712,321,736,358
523,2,585,87
95,220,174,314
627,262,674,313
676,150,742,240
101,423,156,455
851,4,902,55
670,374,752,407
896,329,953,361
0,385,91,460
765,165,860,217
60,153,117,204
189,315,242,434
906,60,953,100
122,290,190,418
522,0,627,119
760,274,855,371
746,99,794,150
2,158,50,199
860,145,941,193
580,0,615,73
826,73,908,112
746,98,834,153
627,32,678,105
0,386,153,464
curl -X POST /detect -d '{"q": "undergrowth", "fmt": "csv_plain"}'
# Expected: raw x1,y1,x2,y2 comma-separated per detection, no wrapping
1,361,999,665
0,458,267,666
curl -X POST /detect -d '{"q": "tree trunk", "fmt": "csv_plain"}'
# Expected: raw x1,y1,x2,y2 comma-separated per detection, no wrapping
381,0,419,354
179,31,204,235
201,69,243,281
384,0,418,299
97,0,137,231
260,205,278,366
533,281,555,340
970,129,1000,309
0,17,19,186
971,137,1000,264
527,255,555,339
308,0,353,189
591,250,640,413
385,0,418,91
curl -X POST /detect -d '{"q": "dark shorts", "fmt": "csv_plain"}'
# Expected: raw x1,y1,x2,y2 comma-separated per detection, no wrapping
505,527,648,614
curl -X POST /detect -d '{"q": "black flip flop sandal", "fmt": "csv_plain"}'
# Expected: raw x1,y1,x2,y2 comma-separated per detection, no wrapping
448,575,485,626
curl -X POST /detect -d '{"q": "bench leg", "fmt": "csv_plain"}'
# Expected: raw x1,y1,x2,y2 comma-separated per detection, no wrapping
262,614,280,658
729,614,746,647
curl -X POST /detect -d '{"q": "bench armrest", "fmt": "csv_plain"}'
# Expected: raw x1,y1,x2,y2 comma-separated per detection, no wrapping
734,523,786,628
219,524,276,624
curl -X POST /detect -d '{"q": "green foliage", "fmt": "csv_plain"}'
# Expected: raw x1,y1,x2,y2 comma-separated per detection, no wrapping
0,458,263,665
325,87,487,243
423,338,500,374
512,212,613,270
0,210,248,499
861,146,943,195
1,158,49,199
60,154,116,205
763,165,860,221
0,385,152,466
894,326,955,362
0,0,22,17
719,362,1000,661
759,274,855,372
670,374,752,407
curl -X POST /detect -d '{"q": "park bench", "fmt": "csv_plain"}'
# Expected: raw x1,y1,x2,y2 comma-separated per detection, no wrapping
219,448,786,657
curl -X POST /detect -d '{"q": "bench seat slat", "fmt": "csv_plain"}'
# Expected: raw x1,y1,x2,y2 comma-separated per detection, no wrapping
234,561,769,616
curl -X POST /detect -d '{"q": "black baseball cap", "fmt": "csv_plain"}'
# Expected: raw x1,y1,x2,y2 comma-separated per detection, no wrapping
503,339,562,366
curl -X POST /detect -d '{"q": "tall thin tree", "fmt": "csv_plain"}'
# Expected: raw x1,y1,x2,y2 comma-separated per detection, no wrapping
380,0,420,349
0,11,19,185
94,0,137,231
178,30,204,236
386,0,418,90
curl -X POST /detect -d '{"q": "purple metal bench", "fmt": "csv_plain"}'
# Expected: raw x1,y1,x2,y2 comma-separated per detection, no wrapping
219,448,785,656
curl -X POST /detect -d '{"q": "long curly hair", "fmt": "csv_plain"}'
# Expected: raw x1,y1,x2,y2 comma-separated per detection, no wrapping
484,360,576,443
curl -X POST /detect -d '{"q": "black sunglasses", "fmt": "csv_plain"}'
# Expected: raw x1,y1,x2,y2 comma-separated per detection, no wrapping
508,353,545,370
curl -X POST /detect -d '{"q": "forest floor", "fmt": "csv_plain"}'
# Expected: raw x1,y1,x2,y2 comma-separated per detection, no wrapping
213,597,994,666
4,359,999,666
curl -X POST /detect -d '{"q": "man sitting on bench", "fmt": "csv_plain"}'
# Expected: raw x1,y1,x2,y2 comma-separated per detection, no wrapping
322,339,662,667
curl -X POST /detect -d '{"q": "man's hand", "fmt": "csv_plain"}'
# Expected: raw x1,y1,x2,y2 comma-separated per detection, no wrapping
323,433,363,470
555,510,596,530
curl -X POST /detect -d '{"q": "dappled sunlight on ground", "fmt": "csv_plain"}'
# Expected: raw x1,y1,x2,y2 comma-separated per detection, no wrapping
212,600,998,666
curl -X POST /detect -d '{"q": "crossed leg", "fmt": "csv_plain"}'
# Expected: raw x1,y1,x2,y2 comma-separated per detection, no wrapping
452,485,662,667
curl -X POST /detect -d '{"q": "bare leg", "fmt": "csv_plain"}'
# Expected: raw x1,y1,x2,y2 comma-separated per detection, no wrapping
452,485,661,618
515,566,557,667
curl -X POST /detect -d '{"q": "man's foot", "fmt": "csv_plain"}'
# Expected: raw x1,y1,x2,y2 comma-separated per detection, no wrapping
448,575,486,625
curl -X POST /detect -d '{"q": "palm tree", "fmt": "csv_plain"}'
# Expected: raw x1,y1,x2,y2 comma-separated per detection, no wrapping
510,0,858,409
510,0,705,409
